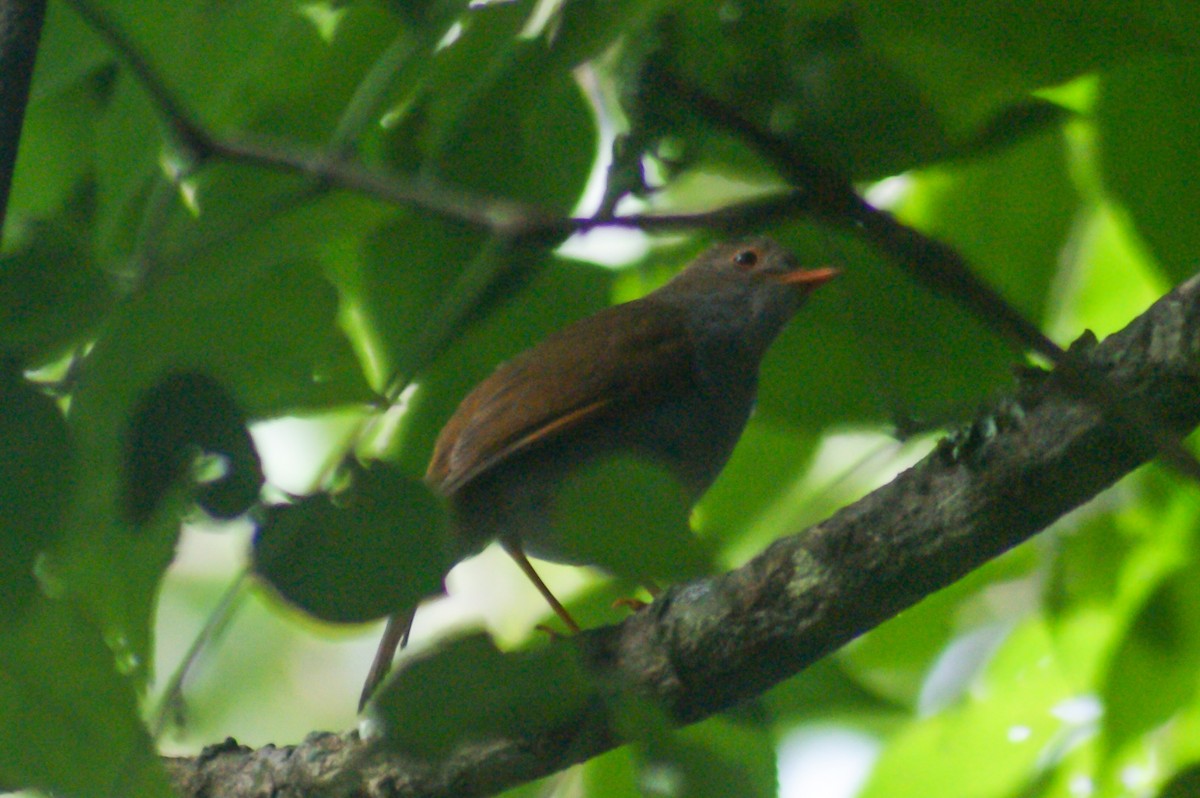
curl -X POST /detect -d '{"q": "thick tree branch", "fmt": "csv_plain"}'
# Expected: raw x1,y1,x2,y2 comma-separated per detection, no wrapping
165,272,1200,797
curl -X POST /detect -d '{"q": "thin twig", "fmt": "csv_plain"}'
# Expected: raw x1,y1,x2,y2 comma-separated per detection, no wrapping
63,0,210,160
151,569,250,739
203,135,558,237
62,0,812,243
65,0,1200,485
653,66,1200,482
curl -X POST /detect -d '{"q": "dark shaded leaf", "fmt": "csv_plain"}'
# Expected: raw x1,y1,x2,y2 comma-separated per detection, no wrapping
758,123,1073,431
552,455,713,583
122,371,262,525
371,633,594,759
1098,56,1200,282
0,216,111,363
1102,564,1200,757
0,358,73,615
254,462,447,623
0,597,172,797
1159,764,1200,798
859,0,1188,132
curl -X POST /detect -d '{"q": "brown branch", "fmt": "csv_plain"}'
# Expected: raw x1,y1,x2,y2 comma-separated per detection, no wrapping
651,66,1200,483
62,0,206,159
0,0,46,233
164,270,1200,798
203,136,562,238
70,0,1200,486
64,0,818,246
53,5,1200,793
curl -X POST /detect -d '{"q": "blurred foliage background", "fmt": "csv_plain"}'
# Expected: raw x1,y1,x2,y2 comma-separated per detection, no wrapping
2,0,1199,796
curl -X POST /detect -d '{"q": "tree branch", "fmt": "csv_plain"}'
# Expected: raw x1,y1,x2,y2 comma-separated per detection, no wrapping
67,0,1200,487
164,271,1200,797
650,66,1200,483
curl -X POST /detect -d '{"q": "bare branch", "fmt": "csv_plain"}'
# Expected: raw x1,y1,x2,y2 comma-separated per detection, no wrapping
651,66,1200,483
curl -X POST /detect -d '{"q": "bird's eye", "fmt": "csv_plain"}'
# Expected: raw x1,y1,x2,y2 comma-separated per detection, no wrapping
733,249,759,269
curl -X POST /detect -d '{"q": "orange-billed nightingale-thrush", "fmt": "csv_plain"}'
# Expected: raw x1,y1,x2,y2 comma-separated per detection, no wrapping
359,237,837,709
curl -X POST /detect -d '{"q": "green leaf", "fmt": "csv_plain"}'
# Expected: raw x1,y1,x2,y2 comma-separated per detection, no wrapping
57,226,371,678
92,73,163,269
582,746,645,798
1160,764,1200,798
0,360,73,616
840,543,1039,707
1043,510,1132,623
662,714,778,798
546,0,675,70
552,455,713,583
355,214,491,382
8,78,101,221
897,124,1074,324
1098,56,1200,282
766,656,900,727
858,618,1081,798
611,693,776,798
0,597,172,798
859,0,1187,133
622,0,1176,189
628,4,1039,185
755,126,1073,430
694,417,817,561
1052,203,1168,340
27,0,112,101
84,248,373,419
0,215,112,363
430,46,595,211
254,462,447,623
370,633,594,758
375,2,594,211
390,0,529,145
101,0,392,137
1101,563,1200,758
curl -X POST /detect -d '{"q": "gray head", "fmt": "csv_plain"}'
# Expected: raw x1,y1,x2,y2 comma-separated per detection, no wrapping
653,237,837,359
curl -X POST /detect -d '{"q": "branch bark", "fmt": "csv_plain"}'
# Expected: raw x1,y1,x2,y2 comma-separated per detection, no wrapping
164,272,1200,797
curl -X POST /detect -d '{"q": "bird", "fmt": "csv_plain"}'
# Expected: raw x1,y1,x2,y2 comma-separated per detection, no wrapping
359,237,837,709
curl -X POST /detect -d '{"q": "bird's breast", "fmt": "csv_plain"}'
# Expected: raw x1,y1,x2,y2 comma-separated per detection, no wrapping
615,376,757,498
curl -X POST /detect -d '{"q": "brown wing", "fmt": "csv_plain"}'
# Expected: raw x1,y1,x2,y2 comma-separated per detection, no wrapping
426,299,695,496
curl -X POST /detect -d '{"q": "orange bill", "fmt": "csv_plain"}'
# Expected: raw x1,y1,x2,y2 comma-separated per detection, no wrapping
775,266,840,287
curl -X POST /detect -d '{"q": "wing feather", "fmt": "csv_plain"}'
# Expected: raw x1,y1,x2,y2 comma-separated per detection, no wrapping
426,300,694,495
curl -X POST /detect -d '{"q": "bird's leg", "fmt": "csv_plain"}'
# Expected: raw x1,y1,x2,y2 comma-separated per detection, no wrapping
500,538,582,633
358,605,417,711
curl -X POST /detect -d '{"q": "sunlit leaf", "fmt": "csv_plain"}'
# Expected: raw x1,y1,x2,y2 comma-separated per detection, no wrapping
858,619,1085,798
